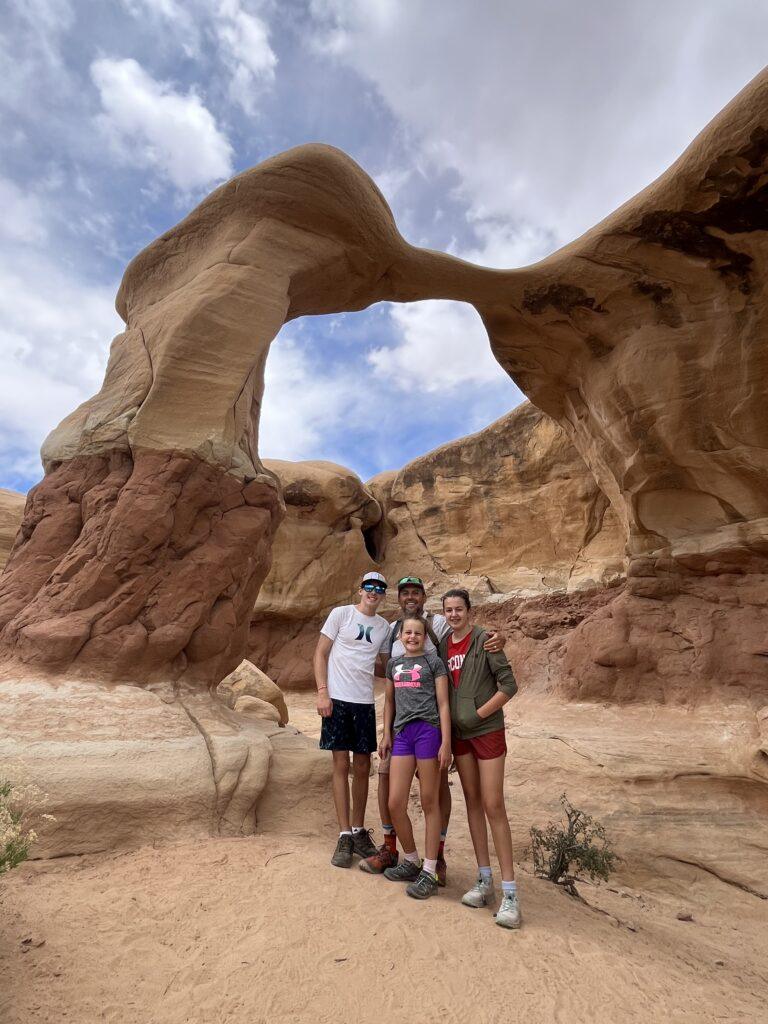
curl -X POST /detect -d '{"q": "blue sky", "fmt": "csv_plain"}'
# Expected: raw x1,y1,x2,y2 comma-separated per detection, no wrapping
2,0,767,493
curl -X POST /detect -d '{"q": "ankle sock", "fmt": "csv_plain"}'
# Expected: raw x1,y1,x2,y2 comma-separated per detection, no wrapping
423,858,438,876
351,826,364,834
403,849,421,865
339,830,352,837
502,880,517,895
479,866,493,883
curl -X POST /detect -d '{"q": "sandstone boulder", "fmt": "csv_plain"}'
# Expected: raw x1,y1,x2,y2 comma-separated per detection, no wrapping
218,659,289,725
233,694,282,724
0,489,25,571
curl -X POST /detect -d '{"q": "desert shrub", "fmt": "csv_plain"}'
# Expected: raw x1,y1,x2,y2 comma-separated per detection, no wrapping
530,794,618,896
0,779,53,876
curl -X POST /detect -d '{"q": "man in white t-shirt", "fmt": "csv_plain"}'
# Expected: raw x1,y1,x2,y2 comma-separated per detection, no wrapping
359,575,505,885
314,571,391,868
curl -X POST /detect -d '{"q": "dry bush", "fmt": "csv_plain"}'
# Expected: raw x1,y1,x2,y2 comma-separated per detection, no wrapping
0,778,54,876
530,794,618,896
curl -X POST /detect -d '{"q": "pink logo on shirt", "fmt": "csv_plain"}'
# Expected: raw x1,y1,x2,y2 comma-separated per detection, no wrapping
393,663,422,687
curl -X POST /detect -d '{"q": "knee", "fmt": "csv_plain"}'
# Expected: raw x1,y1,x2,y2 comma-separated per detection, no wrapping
332,756,350,777
388,793,407,818
421,791,438,815
352,757,370,779
482,795,507,820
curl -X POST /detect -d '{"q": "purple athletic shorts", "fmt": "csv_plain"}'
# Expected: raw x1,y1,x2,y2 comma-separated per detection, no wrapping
392,720,441,760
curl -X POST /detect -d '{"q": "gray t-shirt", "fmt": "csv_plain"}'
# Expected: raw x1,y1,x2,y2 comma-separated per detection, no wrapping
386,650,449,735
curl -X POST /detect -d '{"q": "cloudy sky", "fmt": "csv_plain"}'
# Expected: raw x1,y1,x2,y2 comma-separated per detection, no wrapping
2,0,767,493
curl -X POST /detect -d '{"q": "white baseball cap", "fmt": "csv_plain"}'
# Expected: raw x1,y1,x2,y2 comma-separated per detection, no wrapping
361,571,388,588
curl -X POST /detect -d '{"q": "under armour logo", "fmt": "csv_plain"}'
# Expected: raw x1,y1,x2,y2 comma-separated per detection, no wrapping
356,624,374,642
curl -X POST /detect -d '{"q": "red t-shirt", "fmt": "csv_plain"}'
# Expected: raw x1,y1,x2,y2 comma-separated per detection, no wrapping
446,631,473,688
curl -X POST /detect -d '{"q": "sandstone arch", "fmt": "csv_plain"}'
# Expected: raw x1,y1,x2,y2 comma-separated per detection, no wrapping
1,69,768,692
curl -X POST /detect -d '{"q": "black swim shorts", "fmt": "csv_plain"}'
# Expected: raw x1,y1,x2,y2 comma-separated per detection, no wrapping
319,698,377,754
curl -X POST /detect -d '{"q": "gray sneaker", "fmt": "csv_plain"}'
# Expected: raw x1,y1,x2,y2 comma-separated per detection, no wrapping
331,833,354,868
384,858,422,882
495,892,522,929
461,876,496,908
406,869,439,900
351,828,378,859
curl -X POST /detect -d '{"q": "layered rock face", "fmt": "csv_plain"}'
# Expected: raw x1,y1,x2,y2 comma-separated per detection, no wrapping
371,401,626,599
0,489,25,571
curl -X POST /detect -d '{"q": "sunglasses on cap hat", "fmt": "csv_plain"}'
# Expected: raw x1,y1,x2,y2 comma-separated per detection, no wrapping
397,576,425,588
362,582,387,594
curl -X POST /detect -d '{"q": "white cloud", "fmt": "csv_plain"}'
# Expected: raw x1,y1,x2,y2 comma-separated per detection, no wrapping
368,300,508,393
0,248,122,484
309,1,768,256
217,0,277,115
0,178,49,245
90,57,234,192
260,332,361,460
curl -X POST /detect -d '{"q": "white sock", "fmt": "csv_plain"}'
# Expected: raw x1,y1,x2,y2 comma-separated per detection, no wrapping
403,849,421,865
502,880,517,895
339,830,352,837
479,865,493,883
423,858,437,876
352,826,364,833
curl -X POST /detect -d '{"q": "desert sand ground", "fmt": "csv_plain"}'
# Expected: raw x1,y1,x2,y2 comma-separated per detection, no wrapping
2,693,767,1024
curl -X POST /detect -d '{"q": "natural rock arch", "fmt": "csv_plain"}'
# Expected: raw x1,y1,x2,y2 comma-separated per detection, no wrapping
1,69,768,690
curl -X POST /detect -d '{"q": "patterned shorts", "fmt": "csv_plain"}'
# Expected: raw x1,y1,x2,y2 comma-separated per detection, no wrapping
319,698,377,754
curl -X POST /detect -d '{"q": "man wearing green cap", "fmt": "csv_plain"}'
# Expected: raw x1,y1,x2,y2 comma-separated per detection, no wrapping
359,575,505,885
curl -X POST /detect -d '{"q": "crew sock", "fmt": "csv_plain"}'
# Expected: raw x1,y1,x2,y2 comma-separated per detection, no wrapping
423,858,438,877
502,880,517,895
479,866,493,884
403,849,421,865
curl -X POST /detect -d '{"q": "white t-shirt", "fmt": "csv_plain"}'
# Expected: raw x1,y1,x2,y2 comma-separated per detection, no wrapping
388,612,451,659
320,604,391,704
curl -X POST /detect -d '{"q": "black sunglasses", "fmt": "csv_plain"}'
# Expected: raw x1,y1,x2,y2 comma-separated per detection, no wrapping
362,582,387,594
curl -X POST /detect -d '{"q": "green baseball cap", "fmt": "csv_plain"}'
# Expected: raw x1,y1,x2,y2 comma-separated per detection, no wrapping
397,575,425,591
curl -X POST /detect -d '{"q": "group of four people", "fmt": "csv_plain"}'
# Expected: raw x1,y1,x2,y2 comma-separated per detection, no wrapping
314,572,521,929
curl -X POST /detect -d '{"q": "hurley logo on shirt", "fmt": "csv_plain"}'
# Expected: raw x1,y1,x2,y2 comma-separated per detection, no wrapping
393,663,422,688
356,624,374,643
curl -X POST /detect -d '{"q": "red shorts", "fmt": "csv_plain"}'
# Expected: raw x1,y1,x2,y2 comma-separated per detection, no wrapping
452,728,507,760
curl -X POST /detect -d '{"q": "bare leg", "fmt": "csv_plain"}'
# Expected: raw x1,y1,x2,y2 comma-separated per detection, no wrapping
417,759,441,861
351,752,371,828
331,750,351,831
439,768,451,833
378,769,391,830
388,755,417,854
455,752,491,868
478,755,515,880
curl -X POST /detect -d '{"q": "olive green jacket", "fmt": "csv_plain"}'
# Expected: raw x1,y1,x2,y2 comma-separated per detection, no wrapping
438,626,518,740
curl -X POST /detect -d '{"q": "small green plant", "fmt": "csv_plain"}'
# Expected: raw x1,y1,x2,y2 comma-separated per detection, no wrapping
0,779,53,876
530,794,618,896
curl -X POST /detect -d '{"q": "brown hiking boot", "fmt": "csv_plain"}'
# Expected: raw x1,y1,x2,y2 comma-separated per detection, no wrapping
331,833,354,868
436,852,447,887
359,843,399,874
351,828,378,859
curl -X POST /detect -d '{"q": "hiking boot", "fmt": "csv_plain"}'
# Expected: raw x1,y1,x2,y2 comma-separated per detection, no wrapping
351,828,378,860
495,892,522,929
436,852,447,887
461,875,496,908
406,869,439,900
384,858,422,882
331,833,354,868
359,843,399,874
